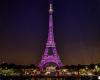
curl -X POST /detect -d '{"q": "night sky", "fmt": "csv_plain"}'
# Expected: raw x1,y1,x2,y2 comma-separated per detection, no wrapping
0,0,100,65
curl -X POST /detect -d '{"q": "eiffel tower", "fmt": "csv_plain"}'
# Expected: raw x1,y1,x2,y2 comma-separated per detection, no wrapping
38,1,63,68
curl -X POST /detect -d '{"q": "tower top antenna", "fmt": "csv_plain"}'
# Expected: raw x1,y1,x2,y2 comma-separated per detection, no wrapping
49,0,53,14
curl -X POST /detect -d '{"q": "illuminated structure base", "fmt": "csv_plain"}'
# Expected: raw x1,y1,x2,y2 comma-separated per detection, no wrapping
39,47,63,68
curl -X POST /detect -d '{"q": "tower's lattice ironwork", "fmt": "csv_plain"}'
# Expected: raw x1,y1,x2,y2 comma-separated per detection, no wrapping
38,2,63,68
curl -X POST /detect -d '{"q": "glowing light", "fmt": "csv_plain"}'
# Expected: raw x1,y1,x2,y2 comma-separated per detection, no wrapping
98,76,100,80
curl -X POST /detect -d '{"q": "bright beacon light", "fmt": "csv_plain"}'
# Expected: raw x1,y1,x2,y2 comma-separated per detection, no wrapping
98,76,100,80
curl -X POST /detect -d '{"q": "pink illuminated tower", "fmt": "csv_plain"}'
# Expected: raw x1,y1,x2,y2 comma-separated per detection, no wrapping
38,1,63,68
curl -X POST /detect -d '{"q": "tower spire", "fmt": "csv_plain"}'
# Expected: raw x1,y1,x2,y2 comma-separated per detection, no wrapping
46,1,55,47
49,1,53,14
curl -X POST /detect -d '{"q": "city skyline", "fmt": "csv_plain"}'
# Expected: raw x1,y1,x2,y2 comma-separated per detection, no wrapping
0,0,100,65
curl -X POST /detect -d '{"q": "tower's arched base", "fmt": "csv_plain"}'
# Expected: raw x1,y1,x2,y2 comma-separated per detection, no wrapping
38,55,63,69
